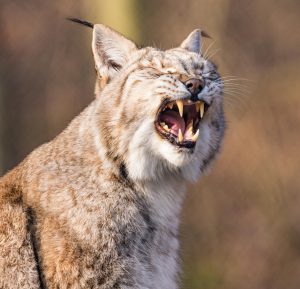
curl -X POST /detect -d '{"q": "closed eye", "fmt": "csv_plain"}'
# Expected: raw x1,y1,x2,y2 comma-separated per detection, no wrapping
164,67,177,74
141,67,163,78
202,71,219,80
145,66,180,78
208,73,219,81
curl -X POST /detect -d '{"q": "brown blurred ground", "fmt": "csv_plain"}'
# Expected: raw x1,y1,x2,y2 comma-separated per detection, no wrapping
1,1,300,288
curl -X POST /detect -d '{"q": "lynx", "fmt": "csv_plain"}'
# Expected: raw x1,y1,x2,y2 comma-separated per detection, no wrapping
0,20,225,288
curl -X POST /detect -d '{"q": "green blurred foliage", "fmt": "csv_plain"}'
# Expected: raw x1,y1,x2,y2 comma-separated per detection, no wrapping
0,1,300,288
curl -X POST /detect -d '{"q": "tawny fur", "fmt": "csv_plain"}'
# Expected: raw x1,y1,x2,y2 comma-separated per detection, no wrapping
0,24,225,288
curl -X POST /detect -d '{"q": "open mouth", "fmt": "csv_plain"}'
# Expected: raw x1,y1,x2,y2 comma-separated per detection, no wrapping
155,99,209,149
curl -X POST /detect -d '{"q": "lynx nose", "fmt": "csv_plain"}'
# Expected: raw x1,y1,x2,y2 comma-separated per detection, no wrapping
184,78,205,101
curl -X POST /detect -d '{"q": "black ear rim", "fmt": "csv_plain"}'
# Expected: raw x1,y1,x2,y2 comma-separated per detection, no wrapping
66,17,94,29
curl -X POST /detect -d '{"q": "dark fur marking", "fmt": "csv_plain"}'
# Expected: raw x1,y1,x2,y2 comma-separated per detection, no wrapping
211,119,220,131
178,58,189,74
161,79,177,86
194,61,204,71
119,162,128,180
116,73,132,106
201,30,212,39
125,79,141,98
201,149,216,172
109,60,122,71
27,207,46,289
138,213,156,271
115,65,144,106
67,17,94,29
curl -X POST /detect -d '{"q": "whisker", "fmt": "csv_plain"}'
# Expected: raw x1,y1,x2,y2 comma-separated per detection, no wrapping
224,93,250,108
221,76,252,82
221,80,249,84
219,79,250,85
200,38,205,55
221,79,251,84
224,82,250,89
205,48,221,60
202,40,216,60
224,97,248,113
224,87,250,93
220,74,253,115
217,81,251,91
224,86,250,92
225,90,250,97
224,91,249,97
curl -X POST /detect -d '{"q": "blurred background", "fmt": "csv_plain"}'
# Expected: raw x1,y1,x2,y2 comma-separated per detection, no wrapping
0,0,300,288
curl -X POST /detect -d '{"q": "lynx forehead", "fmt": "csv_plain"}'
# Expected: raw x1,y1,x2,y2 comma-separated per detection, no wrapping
0,21,225,289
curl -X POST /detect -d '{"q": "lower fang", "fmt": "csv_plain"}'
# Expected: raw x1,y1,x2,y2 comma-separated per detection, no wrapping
178,129,183,142
163,124,170,131
191,129,200,142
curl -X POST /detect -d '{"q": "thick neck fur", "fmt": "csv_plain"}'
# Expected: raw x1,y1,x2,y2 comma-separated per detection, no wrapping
12,99,185,288
7,101,185,288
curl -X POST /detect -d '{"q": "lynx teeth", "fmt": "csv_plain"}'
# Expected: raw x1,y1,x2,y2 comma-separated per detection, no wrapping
178,129,183,142
191,129,200,142
176,100,184,117
163,124,170,131
167,102,174,109
199,102,205,118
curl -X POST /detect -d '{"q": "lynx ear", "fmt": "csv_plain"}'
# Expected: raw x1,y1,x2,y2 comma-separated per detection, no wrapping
180,29,202,54
92,24,137,88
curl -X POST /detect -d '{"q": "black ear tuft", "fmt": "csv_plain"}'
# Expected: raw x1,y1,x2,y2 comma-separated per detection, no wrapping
66,17,94,29
201,30,212,39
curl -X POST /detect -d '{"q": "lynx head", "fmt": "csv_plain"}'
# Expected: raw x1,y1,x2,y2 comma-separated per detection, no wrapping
91,24,225,182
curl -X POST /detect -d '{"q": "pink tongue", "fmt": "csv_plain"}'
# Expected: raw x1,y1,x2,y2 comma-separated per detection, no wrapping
160,111,185,136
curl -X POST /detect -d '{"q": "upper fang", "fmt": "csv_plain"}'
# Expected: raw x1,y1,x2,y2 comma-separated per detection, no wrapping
176,100,184,117
200,102,204,118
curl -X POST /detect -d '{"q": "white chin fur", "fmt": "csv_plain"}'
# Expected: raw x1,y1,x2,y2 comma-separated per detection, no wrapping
125,119,212,182
125,120,190,181
152,135,194,167
126,121,164,181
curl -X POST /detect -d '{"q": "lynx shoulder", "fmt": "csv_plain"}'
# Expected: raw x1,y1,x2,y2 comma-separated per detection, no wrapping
0,22,225,289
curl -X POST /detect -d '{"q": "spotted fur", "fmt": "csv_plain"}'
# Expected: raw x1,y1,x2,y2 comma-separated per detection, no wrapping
0,24,225,288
